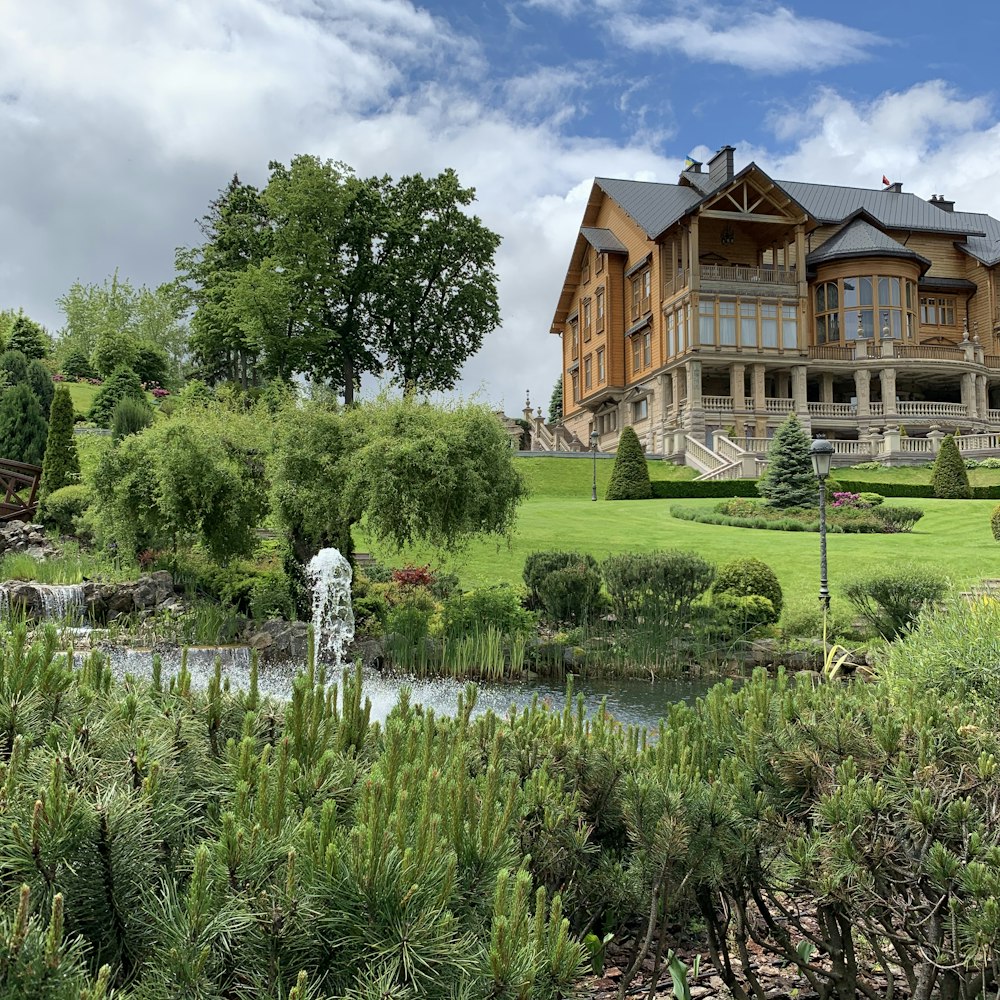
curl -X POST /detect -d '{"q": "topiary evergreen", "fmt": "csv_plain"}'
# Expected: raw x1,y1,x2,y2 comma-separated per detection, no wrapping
605,425,652,500
111,396,154,442
757,415,816,508
87,366,146,427
39,386,80,498
0,383,48,465
6,311,48,358
931,433,971,499
27,358,54,415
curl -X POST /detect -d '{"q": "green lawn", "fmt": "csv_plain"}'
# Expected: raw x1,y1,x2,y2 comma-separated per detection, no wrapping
360,457,1000,625
64,381,101,416
839,465,1000,486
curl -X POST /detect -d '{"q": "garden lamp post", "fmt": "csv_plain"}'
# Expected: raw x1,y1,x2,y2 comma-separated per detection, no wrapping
590,429,599,501
810,435,835,612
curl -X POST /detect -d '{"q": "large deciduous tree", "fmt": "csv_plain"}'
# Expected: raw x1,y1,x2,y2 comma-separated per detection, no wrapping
177,159,501,401
175,174,272,386
371,169,501,393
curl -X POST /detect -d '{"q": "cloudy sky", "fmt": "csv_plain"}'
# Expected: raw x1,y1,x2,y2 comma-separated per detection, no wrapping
3,0,1000,413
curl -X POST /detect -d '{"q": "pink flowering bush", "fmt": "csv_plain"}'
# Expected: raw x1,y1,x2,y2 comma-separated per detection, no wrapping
832,491,862,508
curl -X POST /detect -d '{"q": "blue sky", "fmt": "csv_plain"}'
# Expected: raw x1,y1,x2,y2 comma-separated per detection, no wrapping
3,1,1000,412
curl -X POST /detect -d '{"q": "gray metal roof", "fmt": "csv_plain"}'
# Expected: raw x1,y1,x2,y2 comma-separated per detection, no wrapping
806,218,930,269
579,227,628,254
777,180,984,235
951,211,1000,265
595,177,701,239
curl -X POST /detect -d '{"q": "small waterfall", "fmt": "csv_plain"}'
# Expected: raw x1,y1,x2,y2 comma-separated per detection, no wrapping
306,548,355,666
40,584,86,621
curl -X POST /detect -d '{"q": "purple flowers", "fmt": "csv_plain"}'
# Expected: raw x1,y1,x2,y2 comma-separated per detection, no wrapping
832,491,862,508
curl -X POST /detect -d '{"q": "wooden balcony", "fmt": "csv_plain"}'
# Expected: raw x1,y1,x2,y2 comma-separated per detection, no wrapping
699,264,797,292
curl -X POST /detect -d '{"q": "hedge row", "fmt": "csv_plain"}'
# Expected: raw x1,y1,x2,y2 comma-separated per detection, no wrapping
651,480,760,498
835,479,1000,499
654,478,1000,500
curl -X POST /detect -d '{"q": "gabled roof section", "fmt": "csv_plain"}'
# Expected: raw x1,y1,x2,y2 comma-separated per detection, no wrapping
594,177,701,240
701,162,809,224
807,215,931,272
579,227,628,254
777,180,985,236
951,211,1000,266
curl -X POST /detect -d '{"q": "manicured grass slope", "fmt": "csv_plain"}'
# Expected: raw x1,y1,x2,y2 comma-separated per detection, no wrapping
361,457,1000,623
517,455,694,498
64,381,100,416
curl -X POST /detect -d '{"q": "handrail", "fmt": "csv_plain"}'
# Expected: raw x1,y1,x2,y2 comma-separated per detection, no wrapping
0,458,42,522
683,434,725,473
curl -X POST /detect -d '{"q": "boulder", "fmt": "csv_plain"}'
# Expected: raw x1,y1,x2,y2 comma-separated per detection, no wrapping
246,618,310,663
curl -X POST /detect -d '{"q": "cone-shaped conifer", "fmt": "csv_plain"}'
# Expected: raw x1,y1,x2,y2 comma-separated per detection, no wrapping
605,425,652,500
932,433,971,498
39,386,80,498
0,383,47,466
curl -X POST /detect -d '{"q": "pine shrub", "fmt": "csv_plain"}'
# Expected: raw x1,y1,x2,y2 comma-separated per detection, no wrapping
39,386,80,498
757,415,817,508
843,564,949,640
537,563,602,625
88,366,145,427
992,503,1000,542
713,556,783,620
111,395,154,442
0,382,48,465
605,426,652,500
523,550,599,606
931,433,971,498
601,549,715,627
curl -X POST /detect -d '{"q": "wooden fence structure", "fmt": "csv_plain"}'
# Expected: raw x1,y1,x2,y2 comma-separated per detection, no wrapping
0,459,42,522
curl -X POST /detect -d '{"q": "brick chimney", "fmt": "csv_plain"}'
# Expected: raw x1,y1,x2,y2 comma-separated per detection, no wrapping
709,145,735,189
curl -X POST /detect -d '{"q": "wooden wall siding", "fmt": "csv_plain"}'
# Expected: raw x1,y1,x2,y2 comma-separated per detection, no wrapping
906,233,968,278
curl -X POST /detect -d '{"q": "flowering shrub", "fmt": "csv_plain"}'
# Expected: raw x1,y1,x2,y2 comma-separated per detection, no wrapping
392,564,435,589
151,387,170,398
832,491,862,507
51,372,65,382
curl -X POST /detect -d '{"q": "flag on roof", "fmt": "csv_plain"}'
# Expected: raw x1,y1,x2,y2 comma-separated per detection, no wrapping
882,174,891,186
684,156,698,169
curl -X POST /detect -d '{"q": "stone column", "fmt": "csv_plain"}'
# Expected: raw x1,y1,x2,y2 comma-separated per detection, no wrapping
729,362,746,409
977,374,989,424
820,373,834,404
774,369,790,399
791,365,808,416
685,360,705,437
927,425,945,456
854,369,871,419
671,368,683,423
879,368,897,418
751,363,767,437
961,372,977,419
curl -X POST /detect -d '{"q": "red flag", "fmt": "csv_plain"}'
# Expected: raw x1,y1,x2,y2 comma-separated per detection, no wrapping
882,175,890,186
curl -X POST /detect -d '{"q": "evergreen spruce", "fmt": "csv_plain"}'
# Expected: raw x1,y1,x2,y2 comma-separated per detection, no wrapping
0,383,48,465
757,415,817,508
27,358,55,415
88,366,146,427
6,311,48,358
61,348,96,380
932,433,971,498
39,386,80,498
605,426,652,500
0,348,29,388
549,375,563,423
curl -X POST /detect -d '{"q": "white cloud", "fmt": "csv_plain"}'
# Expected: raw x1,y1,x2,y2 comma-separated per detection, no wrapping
612,4,885,73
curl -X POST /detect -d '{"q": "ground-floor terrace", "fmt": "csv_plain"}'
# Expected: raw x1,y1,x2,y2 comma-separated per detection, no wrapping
552,347,1000,474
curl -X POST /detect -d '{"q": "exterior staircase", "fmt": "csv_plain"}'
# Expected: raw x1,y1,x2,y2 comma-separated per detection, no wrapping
685,434,759,481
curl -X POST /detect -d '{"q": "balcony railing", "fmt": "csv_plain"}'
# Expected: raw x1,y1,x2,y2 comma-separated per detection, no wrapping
896,401,967,418
808,345,855,361
808,402,856,417
699,264,797,286
894,344,965,361
702,395,733,411
764,397,793,414
986,356,1000,370
899,438,934,453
